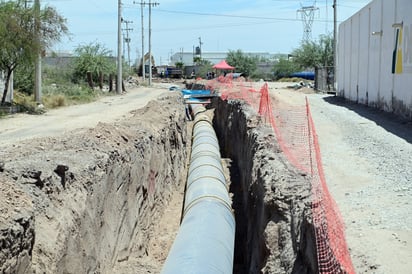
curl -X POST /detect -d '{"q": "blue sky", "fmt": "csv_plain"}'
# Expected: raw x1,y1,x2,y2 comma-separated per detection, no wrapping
46,0,372,65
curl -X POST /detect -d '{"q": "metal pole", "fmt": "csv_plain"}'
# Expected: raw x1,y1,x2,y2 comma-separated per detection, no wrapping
333,0,337,90
141,1,145,83
148,0,152,86
123,20,133,67
117,0,122,93
198,37,203,60
127,36,131,67
34,0,42,103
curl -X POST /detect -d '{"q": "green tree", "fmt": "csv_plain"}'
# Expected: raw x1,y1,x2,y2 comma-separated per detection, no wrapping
272,58,301,80
0,0,67,105
226,49,258,77
292,34,333,70
197,59,213,79
193,56,202,66
175,61,184,70
72,42,115,86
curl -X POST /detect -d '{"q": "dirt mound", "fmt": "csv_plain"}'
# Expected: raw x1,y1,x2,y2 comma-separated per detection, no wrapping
0,93,189,273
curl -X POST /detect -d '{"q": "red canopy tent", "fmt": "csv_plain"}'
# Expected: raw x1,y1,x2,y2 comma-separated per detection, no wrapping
212,60,235,70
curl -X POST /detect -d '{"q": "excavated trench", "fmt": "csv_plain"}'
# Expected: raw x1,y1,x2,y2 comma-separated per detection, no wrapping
212,98,317,273
0,93,317,273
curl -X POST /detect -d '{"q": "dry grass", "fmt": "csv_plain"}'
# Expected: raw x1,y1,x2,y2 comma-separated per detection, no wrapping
43,94,66,108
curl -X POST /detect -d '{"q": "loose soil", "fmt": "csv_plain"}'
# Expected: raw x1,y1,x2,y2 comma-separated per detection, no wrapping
0,81,411,273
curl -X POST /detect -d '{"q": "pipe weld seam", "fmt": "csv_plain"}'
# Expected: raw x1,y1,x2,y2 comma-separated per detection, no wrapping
188,163,225,177
192,134,219,143
182,195,234,219
193,117,214,128
186,175,229,190
190,152,221,162
191,140,220,150
190,149,220,160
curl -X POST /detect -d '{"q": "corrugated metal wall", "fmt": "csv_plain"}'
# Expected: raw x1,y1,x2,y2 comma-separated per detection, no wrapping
338,0,412,119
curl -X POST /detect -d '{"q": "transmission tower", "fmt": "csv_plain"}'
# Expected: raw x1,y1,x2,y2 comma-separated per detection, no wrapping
297,2,319,42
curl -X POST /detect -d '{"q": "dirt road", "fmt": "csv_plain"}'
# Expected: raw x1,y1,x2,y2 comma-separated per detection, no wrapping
0,85,168,146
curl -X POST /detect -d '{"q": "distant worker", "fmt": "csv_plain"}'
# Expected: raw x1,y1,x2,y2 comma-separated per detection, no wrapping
191,70,195,79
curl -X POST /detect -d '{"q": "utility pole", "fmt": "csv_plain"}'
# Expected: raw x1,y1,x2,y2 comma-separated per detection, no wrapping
325,0,328,33
198,37,203,60
148,0,153,86
117,0,122,93
180,47,183,63
135,1,159,86
148,0,159,86
333,0,337,90
34,0,41,103
122,26,126,59
141,1,145,83
136,48,140,72
134,1,145,82
122,20,133,67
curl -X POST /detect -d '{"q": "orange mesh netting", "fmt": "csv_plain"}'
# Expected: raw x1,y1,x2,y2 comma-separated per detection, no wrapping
205,76,355,274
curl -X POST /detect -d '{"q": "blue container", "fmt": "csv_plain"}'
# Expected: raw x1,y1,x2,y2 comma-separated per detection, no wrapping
290,71,315,80
181,89,211,96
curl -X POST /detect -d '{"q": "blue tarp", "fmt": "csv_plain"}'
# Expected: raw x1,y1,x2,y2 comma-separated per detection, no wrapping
290,71,315,80
181,89,211,96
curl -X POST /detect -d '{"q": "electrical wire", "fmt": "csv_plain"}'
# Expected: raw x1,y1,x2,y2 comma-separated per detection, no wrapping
153,8,333,23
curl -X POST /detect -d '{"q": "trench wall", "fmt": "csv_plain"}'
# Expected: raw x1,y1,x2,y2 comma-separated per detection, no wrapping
213,98,317,273
0,93,188,273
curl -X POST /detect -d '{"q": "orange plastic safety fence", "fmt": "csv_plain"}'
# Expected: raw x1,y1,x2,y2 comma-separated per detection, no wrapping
205,76,355,274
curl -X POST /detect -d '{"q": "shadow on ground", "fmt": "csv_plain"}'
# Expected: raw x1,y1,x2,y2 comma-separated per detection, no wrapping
322,96,412,145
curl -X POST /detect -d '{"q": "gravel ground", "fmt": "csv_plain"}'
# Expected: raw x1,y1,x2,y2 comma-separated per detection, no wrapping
275,86,412,273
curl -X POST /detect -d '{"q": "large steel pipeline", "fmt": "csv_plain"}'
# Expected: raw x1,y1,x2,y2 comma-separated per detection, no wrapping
161,105,235,274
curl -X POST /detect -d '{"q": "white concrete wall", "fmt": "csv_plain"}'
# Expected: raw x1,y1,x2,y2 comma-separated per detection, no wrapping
338,0,412,119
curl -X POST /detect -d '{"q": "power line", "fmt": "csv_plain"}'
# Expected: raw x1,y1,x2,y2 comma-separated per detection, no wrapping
154,8,333,23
